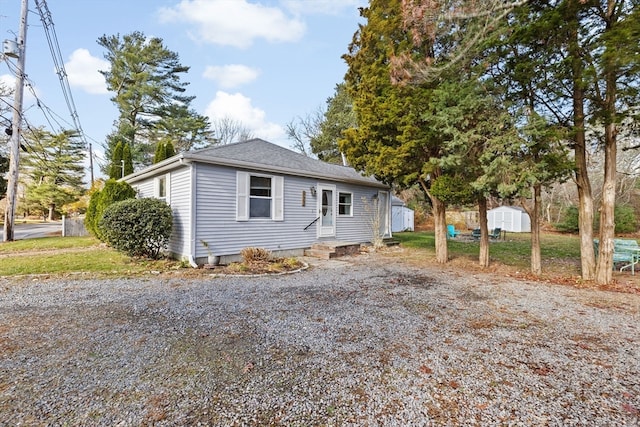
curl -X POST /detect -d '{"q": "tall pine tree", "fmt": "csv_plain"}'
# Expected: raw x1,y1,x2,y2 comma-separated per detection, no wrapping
98,31,212,172
21,129,86,220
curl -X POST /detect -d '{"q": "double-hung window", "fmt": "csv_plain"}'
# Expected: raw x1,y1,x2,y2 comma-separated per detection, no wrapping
249,176,272,218
236,171,283,221
338,192,352,216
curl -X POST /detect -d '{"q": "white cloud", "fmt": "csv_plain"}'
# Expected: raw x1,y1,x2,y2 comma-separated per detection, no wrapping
64,49,110,95
0,73,37,106
158,0,306,48
0,74,15,92
203,64,260,89
204,91,284,141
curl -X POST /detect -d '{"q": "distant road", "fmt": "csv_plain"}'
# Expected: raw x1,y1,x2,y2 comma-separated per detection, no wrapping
0,221,62,241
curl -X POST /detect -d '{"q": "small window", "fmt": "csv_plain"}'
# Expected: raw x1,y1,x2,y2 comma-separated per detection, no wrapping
158,177,166,199
155,174,170,203
249,176,272,218
338,192,352,216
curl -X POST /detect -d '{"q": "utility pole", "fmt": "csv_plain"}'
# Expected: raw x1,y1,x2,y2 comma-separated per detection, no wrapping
3,0,28,242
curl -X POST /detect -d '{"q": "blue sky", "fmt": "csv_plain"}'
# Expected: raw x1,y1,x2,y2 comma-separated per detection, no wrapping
0,0,366,176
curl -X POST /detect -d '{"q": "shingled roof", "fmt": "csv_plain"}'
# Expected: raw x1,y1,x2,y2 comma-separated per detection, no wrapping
125,138,387,188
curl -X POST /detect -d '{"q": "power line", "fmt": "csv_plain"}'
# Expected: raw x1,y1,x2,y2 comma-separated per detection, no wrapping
34,0,94,184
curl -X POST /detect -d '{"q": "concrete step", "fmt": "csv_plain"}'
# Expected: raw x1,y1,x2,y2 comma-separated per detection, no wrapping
305,241,362,259
304,248,338,260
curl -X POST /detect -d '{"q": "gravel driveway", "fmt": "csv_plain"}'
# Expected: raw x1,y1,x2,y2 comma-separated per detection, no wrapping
1,251,639,426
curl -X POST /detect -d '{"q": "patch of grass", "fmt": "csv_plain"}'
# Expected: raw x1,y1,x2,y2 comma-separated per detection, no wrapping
393,231,582,274
0,236,97,253
0,236,179,276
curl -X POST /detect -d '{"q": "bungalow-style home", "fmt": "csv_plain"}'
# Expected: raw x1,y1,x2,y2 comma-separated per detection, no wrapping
123,138,392,266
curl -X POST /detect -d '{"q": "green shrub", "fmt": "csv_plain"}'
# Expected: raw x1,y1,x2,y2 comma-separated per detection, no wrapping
99,198,173,259
554,205,580,233
556,204,637,234
595,204,637,234
613,205,638,233
85,179,136,239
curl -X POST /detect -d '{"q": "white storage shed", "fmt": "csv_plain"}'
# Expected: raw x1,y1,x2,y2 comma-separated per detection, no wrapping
391,196,414,232
487,206,531,233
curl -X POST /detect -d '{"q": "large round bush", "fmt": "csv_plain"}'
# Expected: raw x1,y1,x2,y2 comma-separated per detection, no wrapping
99,198,173,259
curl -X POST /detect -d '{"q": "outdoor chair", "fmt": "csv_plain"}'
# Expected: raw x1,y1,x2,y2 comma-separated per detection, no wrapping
489,227,502,240
472,228,502,240
447,224,461,239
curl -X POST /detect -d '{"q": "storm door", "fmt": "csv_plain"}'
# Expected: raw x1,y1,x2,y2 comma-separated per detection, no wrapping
317,184,336,238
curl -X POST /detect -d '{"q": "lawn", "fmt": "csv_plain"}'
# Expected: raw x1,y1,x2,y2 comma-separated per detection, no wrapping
393,230,583,276
0,236,180,276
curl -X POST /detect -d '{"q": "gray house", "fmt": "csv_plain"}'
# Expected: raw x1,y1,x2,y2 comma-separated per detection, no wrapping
123,139,391,266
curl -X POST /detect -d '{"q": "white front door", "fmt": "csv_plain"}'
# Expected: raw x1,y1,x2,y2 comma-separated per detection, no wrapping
317,184,336,238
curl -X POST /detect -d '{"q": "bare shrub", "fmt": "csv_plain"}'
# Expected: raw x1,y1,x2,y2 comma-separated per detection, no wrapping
240,247,272,263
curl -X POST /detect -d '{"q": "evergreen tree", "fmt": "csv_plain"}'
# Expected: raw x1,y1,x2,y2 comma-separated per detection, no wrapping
397,0,640,285
164,140,176,158
341,0,469,263
98,31,212,171
154,141,166,164
122,143,134,176
311,83,356,164
110,141,124,179
20,128,86,220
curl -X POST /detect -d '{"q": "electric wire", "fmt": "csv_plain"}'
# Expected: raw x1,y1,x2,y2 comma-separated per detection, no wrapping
34,0,88,146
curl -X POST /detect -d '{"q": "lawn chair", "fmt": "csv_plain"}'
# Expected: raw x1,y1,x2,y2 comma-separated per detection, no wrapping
447,224,461,239
489,228,502,240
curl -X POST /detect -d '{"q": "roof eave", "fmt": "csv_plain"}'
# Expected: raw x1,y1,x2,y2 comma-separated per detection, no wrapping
184,153,389,188
121,154,185,184
123,152,389,189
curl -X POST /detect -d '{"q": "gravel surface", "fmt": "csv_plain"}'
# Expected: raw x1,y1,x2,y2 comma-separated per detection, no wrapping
1,251,639,426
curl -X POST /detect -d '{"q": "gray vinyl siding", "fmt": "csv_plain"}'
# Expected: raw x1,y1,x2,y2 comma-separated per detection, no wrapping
134,180,154,198
129,166,192,258
193,164,382,258
194,164,312,258
167,166,192,257
334,183,381,242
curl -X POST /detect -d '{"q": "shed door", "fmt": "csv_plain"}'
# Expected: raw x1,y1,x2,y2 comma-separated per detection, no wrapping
317,184,336,238
377,190,390,238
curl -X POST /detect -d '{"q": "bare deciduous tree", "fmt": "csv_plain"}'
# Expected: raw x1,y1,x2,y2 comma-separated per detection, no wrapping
210,117,254,145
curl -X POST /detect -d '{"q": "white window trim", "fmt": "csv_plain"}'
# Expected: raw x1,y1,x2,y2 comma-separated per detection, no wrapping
236,171,284,221
338,191,353,217
154,173,170,204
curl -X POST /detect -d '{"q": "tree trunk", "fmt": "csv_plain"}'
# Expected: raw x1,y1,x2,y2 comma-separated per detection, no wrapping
530,185,542,276
569,6,596,280
432,196,448,264
595,129,616,284
594,3,618,286
478,196,489,267
420,177,448,264
48,204,55,221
